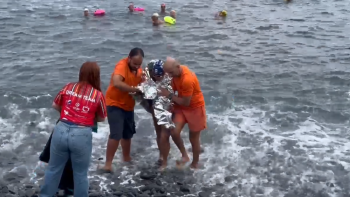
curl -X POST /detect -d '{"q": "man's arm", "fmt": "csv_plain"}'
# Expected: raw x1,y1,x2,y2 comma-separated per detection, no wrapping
171,95,191,106
112,74,140,93
170,77,193,107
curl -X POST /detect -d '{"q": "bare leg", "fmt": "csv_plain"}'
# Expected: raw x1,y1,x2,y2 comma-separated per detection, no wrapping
121,139,132,162
159,129,171,170
189,131,201,169
152,113,162,161
170,122,190,165
103,139,120,171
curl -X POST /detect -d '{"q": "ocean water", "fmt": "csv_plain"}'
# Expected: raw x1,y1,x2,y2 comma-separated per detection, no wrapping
1,0,350,196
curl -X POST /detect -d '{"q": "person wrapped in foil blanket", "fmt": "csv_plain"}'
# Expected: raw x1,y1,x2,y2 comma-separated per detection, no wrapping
132,59,175,165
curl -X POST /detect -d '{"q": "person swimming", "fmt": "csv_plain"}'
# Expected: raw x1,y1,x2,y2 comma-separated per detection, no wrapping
152,13,164,26
170,10,176,19
128,3,134,12
160,3,167,15
215,10,227,18
84,8,89,17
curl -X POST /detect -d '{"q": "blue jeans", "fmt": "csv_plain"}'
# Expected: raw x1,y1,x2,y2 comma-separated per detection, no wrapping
40,121,92,197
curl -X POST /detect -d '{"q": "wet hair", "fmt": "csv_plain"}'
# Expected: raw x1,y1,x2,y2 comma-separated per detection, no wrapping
78,62,101,91
128,47,144,58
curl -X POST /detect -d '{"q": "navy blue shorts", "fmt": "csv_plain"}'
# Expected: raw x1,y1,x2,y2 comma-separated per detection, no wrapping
107,106,136,140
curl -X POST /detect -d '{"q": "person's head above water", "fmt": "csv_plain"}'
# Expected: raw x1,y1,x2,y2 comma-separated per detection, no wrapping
84,8,89,16
128,48,144,72
128,3,134,12
163,57,181,78
170,10,176,18
152,13,159,22
147,59,165,81
161,3,166,12
219,10,227,17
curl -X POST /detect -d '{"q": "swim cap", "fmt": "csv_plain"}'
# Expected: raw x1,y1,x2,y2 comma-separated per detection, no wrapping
148,59,164,76
221,10,227,16
153,13,159,17
84,8,89,11
161,3,166,6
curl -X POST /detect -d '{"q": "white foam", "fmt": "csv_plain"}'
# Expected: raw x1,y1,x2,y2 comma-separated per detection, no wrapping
0,98,348,196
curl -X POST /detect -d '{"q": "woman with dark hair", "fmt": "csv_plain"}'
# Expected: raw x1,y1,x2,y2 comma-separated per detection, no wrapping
40,62,107,197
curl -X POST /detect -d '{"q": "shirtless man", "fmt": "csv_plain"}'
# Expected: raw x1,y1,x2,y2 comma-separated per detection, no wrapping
158,57,207,169
160,4,167,15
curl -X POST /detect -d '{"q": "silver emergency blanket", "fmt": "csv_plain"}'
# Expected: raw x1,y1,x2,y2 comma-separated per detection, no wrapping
135,67,175,129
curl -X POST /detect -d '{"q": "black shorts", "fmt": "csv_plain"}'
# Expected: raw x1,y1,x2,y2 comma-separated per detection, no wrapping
107,106,136,140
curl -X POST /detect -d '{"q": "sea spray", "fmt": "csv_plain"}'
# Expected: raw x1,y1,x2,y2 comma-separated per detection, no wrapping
30,161,47,184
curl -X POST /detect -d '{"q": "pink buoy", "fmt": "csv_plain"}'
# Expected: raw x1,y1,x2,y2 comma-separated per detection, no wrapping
134,7,145,11
94,9,105,16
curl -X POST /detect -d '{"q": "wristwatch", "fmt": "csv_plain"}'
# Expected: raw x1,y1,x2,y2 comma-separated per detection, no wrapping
167,93,174,100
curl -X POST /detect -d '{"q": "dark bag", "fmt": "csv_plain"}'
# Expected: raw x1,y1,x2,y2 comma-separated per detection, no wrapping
38,120,98,191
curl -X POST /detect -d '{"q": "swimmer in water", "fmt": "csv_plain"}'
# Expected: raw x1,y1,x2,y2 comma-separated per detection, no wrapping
170,10,176,19
152,13,164,26
84,8,89,17
160,3,167,15
128,3,134,12
215,10,227,18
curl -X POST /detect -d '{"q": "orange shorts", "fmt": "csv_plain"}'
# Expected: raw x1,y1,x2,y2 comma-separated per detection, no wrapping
173,106,207,132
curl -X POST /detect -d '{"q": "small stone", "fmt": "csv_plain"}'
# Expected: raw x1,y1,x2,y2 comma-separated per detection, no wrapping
140,172,157,180
113,191,123,196
125,192,136,197
1,186,9,193
179,186,190,193
154,194,167,197
155,180,162,186
198,192,210,197
25,189,35,197
25,184,34,189
224,175,235,183
88,192,101,197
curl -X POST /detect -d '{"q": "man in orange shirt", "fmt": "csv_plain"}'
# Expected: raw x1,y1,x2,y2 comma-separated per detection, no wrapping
158,57,207,169
102,48,144,172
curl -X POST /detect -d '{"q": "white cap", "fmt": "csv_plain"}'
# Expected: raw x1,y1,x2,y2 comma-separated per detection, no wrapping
84,8,89,11
152,13,159,17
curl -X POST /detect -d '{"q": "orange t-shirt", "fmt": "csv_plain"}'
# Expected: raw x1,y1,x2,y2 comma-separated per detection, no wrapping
171,66,205,110
105,58,142,111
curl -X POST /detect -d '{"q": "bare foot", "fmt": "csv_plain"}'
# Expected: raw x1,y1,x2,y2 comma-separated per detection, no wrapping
159,161,167,172
155,159,163,166
176,156,190,169
190,162,199,169
99,165,113,173
123,156,132,162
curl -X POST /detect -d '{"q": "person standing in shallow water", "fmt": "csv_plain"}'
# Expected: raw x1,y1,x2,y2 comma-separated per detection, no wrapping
102,48,144,172
139,59,169,165
158,57,207,169
40,62,107,197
